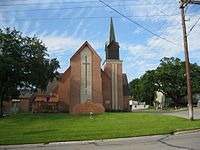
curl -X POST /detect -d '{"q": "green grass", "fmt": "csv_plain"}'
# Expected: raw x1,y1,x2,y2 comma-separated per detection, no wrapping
0,112,200,145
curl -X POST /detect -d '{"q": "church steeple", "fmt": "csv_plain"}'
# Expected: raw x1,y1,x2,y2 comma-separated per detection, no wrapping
109,17,116,45
105,17,120,60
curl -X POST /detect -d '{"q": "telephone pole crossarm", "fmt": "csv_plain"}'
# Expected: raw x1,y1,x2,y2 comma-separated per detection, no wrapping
190,0,200,5
182,0,200,7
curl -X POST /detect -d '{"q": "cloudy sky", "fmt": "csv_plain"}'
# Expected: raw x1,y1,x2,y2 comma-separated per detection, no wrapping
0,0,200,81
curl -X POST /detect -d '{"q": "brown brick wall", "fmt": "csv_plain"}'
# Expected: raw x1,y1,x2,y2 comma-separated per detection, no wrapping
69,43,106,113
70,53,81,112
123,96,130,110
3,101,12,108
104,63,112,79
3,101,12,114
57,67,71,112
20,99,30,112
103,61,124,110
92,52,103,104
101,71,112,110
117,63,124,110
104,62,113,109
72,100,105,114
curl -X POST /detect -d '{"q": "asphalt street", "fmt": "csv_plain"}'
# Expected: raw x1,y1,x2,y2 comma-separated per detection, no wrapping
162,107,200,120
1,130,200,150
133,107,200,120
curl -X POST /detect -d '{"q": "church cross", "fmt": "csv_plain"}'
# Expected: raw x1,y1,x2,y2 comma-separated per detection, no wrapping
82,56,90,88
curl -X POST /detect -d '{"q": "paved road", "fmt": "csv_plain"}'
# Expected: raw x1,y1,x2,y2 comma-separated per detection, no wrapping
163,108,200,120
1,131,200,150
133,107,200,120
160,108,200,120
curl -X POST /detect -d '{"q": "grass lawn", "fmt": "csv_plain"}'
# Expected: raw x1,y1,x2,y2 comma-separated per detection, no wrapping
0,112,200,145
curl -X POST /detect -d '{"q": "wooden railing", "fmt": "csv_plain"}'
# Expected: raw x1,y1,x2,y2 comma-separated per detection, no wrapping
32,101,58,112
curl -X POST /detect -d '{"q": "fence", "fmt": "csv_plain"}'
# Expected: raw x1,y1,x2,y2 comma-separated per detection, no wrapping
32,101,58,112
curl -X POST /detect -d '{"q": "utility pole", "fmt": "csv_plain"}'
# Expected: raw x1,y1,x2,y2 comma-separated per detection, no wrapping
180,0,193,121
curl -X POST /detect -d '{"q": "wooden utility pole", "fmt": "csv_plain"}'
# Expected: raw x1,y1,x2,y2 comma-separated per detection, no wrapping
180,0,193,121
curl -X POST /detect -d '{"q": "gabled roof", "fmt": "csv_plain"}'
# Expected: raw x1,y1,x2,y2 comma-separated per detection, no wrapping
60,66,71,83
35,78,58,96
52,67,71,94
19,90,34,99
70,41,101,61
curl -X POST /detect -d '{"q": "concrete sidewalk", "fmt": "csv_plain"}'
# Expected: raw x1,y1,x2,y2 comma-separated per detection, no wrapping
1,130,200,150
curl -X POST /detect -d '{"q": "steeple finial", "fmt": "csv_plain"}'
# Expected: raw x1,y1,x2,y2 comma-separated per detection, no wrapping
109,17,116,44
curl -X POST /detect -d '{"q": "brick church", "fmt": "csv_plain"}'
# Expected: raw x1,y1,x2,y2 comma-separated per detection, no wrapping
31,18,130,113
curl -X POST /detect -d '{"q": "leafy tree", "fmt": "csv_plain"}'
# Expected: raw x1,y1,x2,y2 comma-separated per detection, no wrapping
0,28,60,116
129,57,200,106
139,70,157,105
155,57,187,104
155,57,200,104
190,63,200,95
129,78,141,101
129,70,156,105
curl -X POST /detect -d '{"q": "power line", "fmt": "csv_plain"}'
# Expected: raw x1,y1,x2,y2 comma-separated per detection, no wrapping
144,0,169,16
137,1,182,47
98,0,179,47
0,1,178,7
0,15,181,22
188,16,200,36
1,0,136,3
142,0,181,45
0,3,179,13
147,21,182,48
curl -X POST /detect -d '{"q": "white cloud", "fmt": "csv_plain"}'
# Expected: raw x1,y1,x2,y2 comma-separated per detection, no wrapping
37,34,103,74
40,35,83,54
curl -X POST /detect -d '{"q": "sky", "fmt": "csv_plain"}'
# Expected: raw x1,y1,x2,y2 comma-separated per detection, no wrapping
0,0,200,82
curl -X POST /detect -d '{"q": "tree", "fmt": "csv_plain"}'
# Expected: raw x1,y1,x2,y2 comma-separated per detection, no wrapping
129,78,141,101
0,28,60,116
155,57,187,104
129,57,200,106
190,63,200,94
129,70,156,105
155,57,200,105
139,70,157,105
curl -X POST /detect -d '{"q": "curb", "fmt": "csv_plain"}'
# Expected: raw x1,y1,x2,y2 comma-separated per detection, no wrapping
174,128,200,135
1,129,200,149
